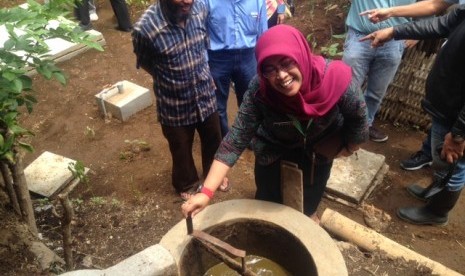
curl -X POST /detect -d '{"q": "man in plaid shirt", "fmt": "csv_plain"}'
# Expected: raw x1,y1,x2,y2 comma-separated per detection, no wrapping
132,0,225,200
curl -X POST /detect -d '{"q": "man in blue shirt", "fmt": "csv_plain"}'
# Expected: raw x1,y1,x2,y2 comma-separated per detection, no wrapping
343,0,415,143
205,0,268,137
132,0,225,200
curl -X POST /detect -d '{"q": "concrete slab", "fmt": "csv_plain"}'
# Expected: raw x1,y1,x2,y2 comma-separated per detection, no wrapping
25,151,89,198
95,80,153,121
326,149,387,204
60,245,177,276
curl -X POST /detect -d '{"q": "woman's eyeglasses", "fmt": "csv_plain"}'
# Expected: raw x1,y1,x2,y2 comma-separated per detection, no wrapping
262,59,297,79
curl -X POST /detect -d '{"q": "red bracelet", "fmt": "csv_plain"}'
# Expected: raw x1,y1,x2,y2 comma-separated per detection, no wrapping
201,186,214,199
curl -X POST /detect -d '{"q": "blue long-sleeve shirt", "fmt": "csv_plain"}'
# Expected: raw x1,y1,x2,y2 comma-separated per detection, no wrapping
205,0,268,50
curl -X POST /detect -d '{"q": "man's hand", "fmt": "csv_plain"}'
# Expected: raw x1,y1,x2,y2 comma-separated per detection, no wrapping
336,143,360,158
277,14,285,25
359,27,395,48
181,193,210,217
404,39,419,49
360,8,392,23
442,133,465,163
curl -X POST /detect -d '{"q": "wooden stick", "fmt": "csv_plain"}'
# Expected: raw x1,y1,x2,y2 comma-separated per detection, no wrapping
58,193,74,270
193,237,257,276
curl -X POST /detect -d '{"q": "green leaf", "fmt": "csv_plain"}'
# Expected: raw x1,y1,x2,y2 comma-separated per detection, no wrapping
12,78,23,92
53,71,67,85
0,134,4,149
2,71,17,81
3,39,16,51
2,151,15,164
18,141,34,153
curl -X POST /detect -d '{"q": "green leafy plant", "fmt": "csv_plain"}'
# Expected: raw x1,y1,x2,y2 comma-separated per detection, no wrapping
0,0,103,234
320,33,346,58
0,0,103,164
84,126,95,140
320,43,343,57
68,161,89,184
306,34,318,51
90,196,106,206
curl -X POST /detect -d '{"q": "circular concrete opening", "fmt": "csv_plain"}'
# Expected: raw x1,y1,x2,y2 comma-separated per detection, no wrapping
180,219,316,275
160,199,347,276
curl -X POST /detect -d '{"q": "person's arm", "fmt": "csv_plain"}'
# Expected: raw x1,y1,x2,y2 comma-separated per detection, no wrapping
360,0,452,23
181,79,263,217
337,78,369,156
181,160,231,217
360,6,465,47
259,0,269,35
132,30,156,76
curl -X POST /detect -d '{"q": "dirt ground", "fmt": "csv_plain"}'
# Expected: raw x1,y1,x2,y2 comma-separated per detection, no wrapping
1,0,465,275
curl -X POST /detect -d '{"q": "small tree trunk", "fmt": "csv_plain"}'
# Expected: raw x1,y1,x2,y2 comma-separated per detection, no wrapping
58,194,74,270
0,162,21,215
9,153,38,235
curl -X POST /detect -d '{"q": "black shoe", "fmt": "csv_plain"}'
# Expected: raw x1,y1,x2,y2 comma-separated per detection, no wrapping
369,126,388,142
400,150,432,170
116,26,133,32
397,206,448,226
406,184,428,201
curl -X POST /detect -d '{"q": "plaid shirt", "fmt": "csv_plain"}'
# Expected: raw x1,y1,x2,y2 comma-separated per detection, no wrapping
132,2,217,126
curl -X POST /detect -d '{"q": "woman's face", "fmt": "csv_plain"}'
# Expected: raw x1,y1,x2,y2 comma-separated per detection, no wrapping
261,55,302,97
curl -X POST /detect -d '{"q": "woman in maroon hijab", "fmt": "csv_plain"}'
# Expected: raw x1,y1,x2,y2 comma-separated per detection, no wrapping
182,25,368,222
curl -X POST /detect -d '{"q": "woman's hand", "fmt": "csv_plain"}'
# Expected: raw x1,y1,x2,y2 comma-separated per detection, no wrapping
337,143,360,158
181,193,211,217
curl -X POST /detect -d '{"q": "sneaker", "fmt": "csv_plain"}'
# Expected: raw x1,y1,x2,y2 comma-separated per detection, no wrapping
369,126,388,142
400,150,432,170
89,12,99,21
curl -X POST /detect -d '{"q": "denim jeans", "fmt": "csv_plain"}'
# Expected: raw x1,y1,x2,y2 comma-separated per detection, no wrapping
421,128,433,159
208,48,257,137
430,117,465,191
342,28,404,126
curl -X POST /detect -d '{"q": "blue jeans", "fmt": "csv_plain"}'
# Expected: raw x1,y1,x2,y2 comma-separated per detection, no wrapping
208,48,257,137
342,28,404,126
430,117,465,191
420,128,433,159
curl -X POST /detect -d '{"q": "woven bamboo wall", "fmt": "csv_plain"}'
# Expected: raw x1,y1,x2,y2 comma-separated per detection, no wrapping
377,40,441,130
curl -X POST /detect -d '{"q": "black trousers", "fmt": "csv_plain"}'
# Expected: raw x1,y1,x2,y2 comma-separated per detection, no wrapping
161,113,222,194
254,149,333,215
75,0,132,29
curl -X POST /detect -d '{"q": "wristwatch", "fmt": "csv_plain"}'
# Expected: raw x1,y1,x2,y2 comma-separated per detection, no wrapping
451,133,465,143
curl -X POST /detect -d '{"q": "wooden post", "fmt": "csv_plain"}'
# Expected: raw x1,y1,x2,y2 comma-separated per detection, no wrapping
58,193,74,270
280,161,304,213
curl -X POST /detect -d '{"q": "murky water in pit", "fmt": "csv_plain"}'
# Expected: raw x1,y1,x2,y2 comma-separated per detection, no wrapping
203,255,291,276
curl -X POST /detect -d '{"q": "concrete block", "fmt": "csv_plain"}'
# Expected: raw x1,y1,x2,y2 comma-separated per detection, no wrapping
25,151,89,198
60,244,177,276
95,80,152,122
326,149,386,204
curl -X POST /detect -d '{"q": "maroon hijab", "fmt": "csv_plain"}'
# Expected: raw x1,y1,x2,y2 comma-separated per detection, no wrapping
256,25,352,119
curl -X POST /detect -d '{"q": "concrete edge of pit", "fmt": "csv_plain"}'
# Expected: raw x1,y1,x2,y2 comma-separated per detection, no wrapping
160,199,348,276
